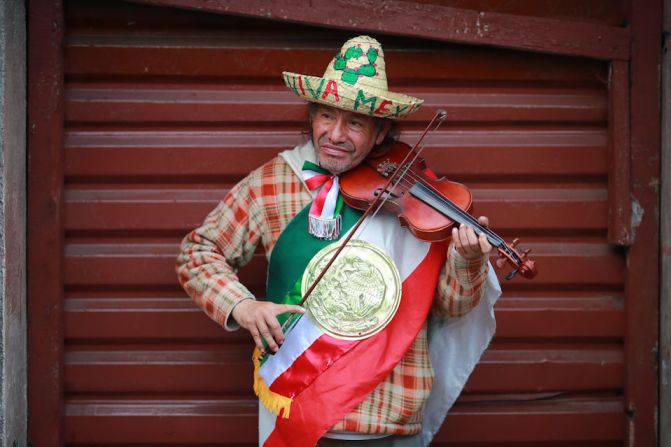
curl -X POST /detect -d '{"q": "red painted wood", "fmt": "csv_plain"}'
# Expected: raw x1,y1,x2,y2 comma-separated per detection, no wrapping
62,243,624,288
63,187,608,232
64,84,608,123
130,0,631,60
65,399,259,444
433,398,625,443
27,1,65,446
64,293,624,340
410,0,627,26
64,347,623,395
64,397,624,444
65,347,256,394
607,60,631,245
494,294,624,339
65,129,608,179
66,45,607,82
68,0,629,30
624,0,661,445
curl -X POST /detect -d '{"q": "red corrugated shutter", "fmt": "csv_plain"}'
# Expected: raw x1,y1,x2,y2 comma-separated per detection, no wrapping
62,0,624,444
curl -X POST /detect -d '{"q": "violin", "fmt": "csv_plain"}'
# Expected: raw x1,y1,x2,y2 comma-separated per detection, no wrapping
339,141,537,280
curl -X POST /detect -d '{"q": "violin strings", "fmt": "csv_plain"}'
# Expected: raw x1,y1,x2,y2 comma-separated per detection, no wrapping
405,172,505,245
391,167,508,249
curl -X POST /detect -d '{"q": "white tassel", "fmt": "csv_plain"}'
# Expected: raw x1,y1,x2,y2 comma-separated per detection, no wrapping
308,214,342,240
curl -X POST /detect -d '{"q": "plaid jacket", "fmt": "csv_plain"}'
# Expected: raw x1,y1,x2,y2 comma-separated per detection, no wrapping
176,154,488,436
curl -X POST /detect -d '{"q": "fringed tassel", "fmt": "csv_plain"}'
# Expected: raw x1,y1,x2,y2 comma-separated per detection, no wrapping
253,347,293,419
308,214,341,240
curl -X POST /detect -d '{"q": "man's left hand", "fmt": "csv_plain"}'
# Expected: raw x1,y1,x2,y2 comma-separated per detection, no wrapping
452,216,493,260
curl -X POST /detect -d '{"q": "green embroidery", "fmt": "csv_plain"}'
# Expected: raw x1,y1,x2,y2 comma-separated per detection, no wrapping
341,69,359,85
345,46,363,60
286,76,301,96
334,57,347,71
358,64,376,77
368,47,378,63
393,104,408,117
354,89,378,115
304,77,326,99
333,45,378,86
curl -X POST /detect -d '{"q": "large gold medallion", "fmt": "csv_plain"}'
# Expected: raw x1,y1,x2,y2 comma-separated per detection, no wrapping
301,239,401,340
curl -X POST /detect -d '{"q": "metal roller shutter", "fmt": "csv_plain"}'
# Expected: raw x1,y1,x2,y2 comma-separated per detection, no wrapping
59,0,626,444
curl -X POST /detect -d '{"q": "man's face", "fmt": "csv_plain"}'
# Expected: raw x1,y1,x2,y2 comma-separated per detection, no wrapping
311,105,390,175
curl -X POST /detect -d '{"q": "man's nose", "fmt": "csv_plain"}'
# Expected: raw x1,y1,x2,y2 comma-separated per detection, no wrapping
327,118,347,144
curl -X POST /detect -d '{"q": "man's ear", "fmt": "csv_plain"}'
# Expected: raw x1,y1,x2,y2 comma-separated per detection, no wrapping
375,120,392,145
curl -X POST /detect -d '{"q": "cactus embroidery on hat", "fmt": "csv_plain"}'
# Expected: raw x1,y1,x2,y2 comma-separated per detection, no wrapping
333,45,378,86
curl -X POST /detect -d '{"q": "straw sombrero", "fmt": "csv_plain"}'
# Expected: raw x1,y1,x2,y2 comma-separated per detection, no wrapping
282,35,423,120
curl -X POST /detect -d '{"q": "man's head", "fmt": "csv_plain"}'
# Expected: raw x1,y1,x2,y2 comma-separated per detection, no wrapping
309,103,392,174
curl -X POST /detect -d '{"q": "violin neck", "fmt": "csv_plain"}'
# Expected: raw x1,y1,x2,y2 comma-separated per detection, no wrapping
408,182,506,248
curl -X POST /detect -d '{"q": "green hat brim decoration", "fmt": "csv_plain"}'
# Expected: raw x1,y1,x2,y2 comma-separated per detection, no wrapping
282,36,423,120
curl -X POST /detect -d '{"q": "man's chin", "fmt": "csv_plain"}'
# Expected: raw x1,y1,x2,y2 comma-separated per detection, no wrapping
316,155,351,175
321,162,348,175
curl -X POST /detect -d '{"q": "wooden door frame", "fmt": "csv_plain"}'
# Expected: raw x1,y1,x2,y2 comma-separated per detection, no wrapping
27,1,661,445
27,1,65,446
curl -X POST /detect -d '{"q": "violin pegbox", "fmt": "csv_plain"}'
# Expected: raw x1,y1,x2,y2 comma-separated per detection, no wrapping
377,159,398,177
495,238,537,280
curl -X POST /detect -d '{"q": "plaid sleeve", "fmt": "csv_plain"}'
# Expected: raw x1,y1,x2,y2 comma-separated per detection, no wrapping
432,242,489,317
176,169,265,331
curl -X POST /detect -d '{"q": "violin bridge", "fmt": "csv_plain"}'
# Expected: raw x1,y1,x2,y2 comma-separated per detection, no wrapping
377,159,398,177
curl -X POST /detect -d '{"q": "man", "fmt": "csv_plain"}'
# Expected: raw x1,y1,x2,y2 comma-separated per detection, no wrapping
177,35,500,447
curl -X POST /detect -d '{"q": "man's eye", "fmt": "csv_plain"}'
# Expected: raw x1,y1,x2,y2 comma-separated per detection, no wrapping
350,120,363,128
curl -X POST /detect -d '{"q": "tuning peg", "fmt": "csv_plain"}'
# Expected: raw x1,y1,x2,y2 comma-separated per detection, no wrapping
519,259,537,279
494,238,538,279
505,269,518,280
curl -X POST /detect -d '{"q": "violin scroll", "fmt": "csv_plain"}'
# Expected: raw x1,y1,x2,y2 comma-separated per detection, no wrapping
495,238,537,280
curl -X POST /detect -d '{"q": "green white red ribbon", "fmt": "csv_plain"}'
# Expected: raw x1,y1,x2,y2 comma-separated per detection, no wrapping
301,161,344,240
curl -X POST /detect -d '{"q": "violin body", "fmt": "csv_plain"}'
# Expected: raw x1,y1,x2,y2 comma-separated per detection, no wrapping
340,141,472,242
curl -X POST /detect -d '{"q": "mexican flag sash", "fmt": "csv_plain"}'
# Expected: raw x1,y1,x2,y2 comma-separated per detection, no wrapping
255,197,446,447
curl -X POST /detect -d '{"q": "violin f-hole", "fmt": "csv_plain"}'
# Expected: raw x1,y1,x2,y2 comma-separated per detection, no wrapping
373,187,404,199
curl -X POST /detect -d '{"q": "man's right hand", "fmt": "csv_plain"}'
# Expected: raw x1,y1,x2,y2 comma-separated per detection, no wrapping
231,300,305,353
